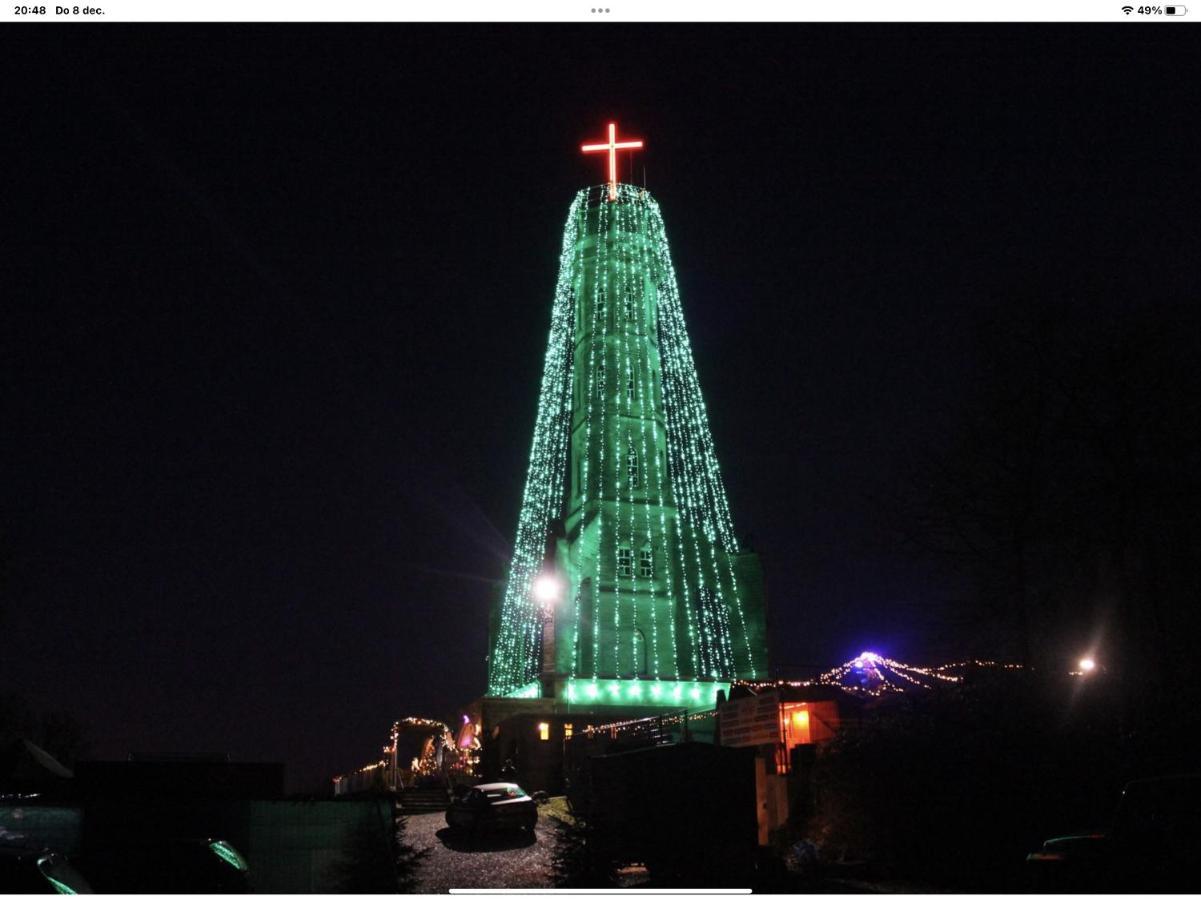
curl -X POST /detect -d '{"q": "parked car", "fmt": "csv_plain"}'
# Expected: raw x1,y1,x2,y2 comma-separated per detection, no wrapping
1026,774,1201,891
0,848,94,894
445,782,537,834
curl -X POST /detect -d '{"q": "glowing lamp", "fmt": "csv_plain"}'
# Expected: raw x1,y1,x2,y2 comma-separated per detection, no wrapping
791,708,812,744
533,573,561,606
1079,657,1096,673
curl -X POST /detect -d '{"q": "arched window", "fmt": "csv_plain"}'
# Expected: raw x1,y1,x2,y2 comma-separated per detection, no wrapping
639,547,654,579
624,281,640,324
617,546,633,577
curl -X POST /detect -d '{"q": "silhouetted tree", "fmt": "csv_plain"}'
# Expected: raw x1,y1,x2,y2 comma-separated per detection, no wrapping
552,817,618,889
806,669,1127,890
326,803,428,893
883,298,1201,727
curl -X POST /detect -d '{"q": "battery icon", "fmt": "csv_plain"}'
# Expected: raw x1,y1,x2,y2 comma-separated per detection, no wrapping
1164,4,1187,12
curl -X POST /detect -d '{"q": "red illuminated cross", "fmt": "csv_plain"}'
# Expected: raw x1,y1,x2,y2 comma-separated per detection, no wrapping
581,122,644,202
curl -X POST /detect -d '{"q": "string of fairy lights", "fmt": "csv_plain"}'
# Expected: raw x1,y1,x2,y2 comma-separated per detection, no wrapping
487,194,583,694
645,189,753,678
732,652,1027,698
558,655,1028,747
579,707,719,738
486,183,757,696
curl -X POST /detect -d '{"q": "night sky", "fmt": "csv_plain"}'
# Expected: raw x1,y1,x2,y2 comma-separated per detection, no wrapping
4,24,1198,791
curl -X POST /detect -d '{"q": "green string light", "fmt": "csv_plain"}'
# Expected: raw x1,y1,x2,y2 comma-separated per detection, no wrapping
487,184,763,696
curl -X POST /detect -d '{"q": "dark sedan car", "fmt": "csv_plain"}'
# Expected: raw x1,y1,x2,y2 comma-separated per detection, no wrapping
446,783,537,834
1027,774,1201,891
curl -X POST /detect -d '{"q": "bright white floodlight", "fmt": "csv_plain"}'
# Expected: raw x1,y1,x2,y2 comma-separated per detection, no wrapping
1078,657,1097,673
533,574,561,606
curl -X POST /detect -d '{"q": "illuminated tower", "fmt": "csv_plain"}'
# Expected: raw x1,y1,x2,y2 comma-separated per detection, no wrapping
486,124,768,707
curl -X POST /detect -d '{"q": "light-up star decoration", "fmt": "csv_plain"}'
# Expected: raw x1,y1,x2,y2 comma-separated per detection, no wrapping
581,121,644,201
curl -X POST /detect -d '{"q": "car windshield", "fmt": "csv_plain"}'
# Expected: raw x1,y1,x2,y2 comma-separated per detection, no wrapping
483,786,527,801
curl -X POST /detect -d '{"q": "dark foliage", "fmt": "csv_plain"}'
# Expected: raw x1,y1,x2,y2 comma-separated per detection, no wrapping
326,805,429,893
551,817,619,889
803,668,1194,890
883,298,1201,719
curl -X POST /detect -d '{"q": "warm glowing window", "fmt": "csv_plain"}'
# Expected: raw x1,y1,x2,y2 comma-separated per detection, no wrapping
792,709,811,743
617,546,633,577
564,723,573,739
639,548,653,579
537,722,550,741
782,703,812,751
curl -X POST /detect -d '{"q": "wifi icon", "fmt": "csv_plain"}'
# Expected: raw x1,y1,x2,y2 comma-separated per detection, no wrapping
1122,4,1134,11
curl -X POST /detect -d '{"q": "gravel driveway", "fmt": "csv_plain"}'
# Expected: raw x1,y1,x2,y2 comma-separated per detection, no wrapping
404,811,559,893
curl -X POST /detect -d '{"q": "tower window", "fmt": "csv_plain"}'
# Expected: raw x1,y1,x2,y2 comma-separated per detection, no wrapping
596,359,606,398
624,291,637,323
617,546,633,577
639,548,654,579
627,373,635,401
627,446,640,488
596,286,606,318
